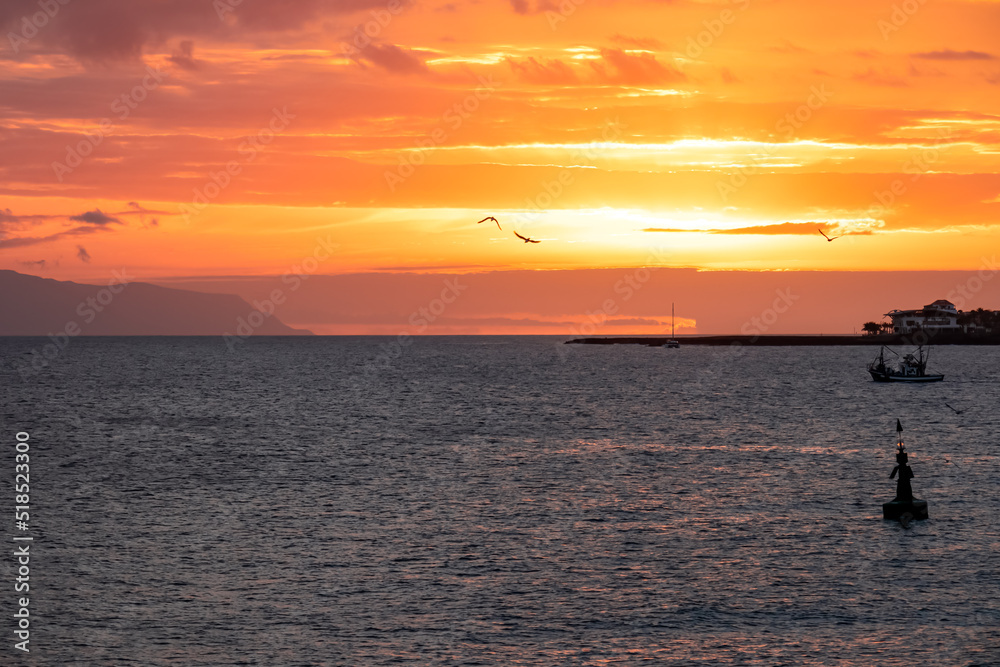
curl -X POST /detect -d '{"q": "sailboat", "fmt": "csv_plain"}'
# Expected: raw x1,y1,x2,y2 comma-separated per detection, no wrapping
663,303,680,348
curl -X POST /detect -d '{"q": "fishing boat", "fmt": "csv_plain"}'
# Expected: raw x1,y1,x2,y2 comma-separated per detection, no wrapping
868,345,943,383
663,303,680,348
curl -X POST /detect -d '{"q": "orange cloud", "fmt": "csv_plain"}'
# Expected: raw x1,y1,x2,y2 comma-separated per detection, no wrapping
643,222,875,236
1,0,999,308
589,48,686,85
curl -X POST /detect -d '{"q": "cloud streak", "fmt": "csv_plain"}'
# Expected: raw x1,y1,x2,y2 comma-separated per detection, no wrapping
1,0,403,62
69,209,122,225
352,42,428,75
913,49,995,61
506,49,685,86
643,222,876,236
0,225,110,249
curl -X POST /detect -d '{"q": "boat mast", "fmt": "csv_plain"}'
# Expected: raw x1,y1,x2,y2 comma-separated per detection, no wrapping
671,302,675,338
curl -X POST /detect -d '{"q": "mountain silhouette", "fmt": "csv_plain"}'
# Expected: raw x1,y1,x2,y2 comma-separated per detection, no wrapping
0,270,312,336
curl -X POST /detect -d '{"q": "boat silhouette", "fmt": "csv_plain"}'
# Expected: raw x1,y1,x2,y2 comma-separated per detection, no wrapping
663,302,680,349
868,345,943,383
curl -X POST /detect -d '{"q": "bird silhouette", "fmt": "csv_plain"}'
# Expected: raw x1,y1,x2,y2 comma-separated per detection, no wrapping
818,228,840,242
930,454,960,468
945,403,963,415
514,231,540,244
476,216,502,230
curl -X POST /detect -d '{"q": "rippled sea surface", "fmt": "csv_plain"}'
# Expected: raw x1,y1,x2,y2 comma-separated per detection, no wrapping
2,337,999,666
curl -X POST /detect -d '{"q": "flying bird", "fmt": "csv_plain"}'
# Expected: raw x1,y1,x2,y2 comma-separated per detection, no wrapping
514,231,540,244
945,403,963,415
477,216,502,230
818,228,840,242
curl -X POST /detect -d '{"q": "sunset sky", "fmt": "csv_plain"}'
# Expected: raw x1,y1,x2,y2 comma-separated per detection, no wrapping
2,0,999,333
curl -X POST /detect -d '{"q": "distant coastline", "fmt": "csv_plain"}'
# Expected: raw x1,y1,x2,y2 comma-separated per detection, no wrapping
566,333,1000,346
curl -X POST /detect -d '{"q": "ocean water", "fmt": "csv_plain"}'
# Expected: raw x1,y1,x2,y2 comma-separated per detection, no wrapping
2,336,999,666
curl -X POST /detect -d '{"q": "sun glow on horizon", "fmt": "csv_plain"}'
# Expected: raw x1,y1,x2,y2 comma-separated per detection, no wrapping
2,0,999,333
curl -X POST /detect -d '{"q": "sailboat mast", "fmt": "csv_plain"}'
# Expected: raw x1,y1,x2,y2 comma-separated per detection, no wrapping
671,302,675,337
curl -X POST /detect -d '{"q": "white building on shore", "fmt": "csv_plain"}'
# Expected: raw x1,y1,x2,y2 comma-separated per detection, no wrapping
885,299,960,334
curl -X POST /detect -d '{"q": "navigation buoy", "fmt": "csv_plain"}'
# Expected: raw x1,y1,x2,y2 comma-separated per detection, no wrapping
882,419,928,522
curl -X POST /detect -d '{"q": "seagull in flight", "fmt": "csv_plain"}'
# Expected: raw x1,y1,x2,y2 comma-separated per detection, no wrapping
514,231,540,244
818,228,840,242
477,216,502,230
945,403,963,415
